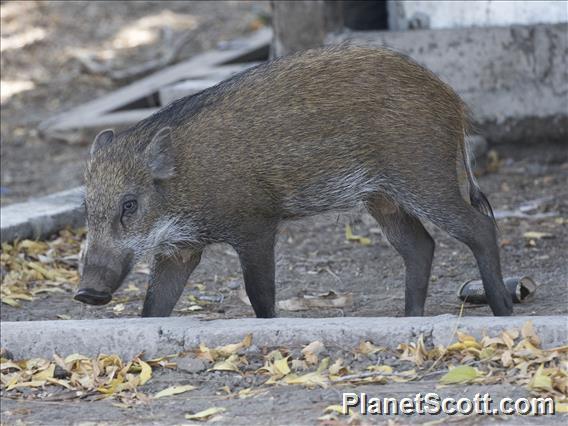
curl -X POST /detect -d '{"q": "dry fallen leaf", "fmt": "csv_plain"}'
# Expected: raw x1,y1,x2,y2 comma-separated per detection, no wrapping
302,341,325,365
1,228,84,307
136,359,152,385
209,354,241,373
185,407,226,421
523,231,554,240
345,224,372,245
215,334,252,357
154,384,196,398
439,365,483,385
357,341,384,355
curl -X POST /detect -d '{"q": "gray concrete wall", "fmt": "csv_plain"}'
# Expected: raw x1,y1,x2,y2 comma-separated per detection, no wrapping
328,23,568,145
387,0,568,31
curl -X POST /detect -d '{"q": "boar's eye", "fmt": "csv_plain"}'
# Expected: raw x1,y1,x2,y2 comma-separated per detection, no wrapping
121,199,138,217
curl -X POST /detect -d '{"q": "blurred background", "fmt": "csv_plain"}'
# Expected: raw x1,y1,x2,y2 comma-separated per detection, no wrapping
1,1,271,205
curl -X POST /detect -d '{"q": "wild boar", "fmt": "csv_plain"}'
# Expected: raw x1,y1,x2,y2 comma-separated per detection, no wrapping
75,45,513,317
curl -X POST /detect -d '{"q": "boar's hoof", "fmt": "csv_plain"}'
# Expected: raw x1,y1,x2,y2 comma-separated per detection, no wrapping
74,289,112,305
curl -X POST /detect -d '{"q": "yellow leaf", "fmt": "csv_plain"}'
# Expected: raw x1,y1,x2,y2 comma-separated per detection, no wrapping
521,321,541,347
317,357,330,373
274,357,291,376
97,376,131,395
367,365,393,373
479,347,495,360
195,343,215,362
523,231,553,240
0,360,22,371
284,371,328,388
185,407,226,421
391,369,418,383
46,377,74,389
556,402,568,413
463,341,481,350
345,224,372,245
64,353,90,365
501,331,515,349
358,341,384,355
302,341,325,365
528,364,554,393
33,364,55,381
439,365,482,385
27,262,56,280
137,359,152,385
3,375,19,389
154,384,196,398
1,297,21,307
210,354,241,373
329,358,348,377
237,387,267,399
447,342,466,351
457,332,477,343
324,404,348,415
501,350,513,367
216,334,253,357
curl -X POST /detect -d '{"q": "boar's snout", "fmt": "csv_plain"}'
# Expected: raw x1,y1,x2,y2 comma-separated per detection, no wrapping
75,248,133,306
74,288,112,305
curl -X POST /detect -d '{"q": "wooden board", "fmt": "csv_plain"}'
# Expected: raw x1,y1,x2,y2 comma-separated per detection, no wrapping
38,28,271,135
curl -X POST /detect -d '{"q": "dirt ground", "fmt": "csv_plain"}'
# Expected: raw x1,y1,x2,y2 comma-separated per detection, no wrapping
2,378,563,425
1,1,269,206
1,143,567,322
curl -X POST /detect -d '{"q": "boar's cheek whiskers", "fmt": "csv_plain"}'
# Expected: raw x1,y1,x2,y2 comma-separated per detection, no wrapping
119,217,199,262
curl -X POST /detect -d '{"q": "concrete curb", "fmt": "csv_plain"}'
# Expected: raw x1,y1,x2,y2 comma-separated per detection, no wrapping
1,315,566,359
0,187,84,243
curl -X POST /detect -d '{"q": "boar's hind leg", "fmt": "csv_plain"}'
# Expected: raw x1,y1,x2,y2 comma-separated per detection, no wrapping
407,189,513,316
367,194,435,316
142,251,202,317
236,232,277,318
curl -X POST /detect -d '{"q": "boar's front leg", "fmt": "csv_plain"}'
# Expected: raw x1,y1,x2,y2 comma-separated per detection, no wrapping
142,250,202,317
236,232,277,318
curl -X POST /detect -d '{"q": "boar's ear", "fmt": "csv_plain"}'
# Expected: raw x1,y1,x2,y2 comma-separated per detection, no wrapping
90,129,114,157
146,127,175,180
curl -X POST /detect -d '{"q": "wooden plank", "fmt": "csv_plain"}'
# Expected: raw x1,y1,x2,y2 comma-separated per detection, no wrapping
69,109,160,129
39,28,271,134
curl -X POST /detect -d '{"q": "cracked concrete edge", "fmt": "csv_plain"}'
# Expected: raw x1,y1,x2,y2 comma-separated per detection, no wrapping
0,187,85,243
1,315,566,360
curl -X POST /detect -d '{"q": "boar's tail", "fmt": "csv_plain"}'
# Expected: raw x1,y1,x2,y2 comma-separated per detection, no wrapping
461,112,496,227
